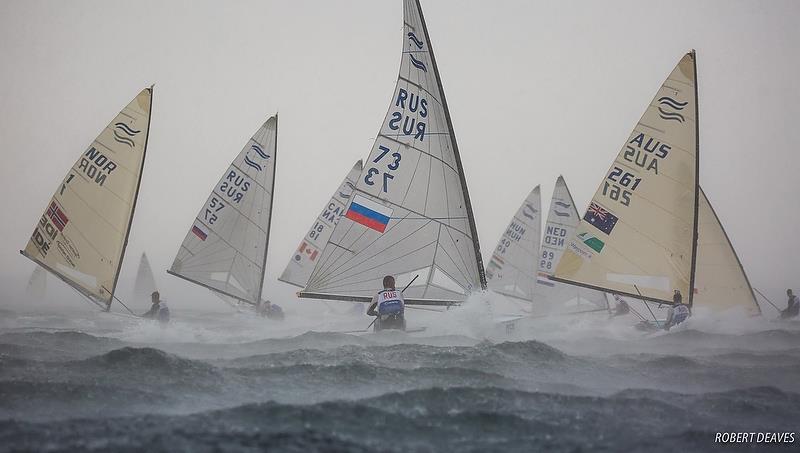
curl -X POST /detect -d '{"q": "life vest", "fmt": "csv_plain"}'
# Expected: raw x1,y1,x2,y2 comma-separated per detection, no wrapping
376,289,404,316
672,304,690,324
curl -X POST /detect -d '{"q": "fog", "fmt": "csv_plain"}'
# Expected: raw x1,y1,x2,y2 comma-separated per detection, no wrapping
0,0,798,314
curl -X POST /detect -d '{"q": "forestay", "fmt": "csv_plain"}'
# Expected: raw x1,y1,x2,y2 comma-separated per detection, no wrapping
486,186,541,302
299,0,486,305
552,52,699,305
21,87,154,309
168,116,277,305
279,160,363,288
133,252,158,301
535,177,606,310
693,187,760,315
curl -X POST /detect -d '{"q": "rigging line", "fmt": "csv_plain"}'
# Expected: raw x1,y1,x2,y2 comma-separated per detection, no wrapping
110,292,137,316
313,211,420,285
634,285,661,328
441,225,474,284
753,287,781,312
313,221,435,289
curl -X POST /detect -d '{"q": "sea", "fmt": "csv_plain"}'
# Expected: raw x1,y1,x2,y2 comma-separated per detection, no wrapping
1,295,799,452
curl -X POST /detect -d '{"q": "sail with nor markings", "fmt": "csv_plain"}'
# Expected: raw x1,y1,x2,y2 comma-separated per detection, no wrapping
20,88,154,310
168,116,277,305
298,0,486,305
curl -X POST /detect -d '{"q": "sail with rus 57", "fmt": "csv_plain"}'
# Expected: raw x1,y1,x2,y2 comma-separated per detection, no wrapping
168,116,277,308
552,52,700,306
20,87,154,311
298,0,486,306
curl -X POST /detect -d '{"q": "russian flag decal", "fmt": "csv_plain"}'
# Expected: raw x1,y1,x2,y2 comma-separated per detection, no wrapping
345,194,392,233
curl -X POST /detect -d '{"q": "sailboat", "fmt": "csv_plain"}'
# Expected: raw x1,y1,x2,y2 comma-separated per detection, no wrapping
133,252,158,302
486,186,541,303
167,115,277,308
552,52,700,306
692,187,760,315
298,0,486,306
26,266,47,301
278,160,363,288
20,87,154,311
534,177,607,314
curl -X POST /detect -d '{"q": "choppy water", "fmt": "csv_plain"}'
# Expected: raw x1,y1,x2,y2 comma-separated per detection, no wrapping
1,300,799,452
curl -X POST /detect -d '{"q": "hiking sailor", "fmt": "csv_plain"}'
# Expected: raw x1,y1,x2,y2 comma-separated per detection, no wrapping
141,291,170,326
781,289,799,319
663,289,690,330
367,275,406,331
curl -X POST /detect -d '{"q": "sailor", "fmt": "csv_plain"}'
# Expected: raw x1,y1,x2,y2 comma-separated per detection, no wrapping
611,295,630,317
256,300,285,321
141,291,170,326
780,289,799,319
367,275,406,331
663,289,690,331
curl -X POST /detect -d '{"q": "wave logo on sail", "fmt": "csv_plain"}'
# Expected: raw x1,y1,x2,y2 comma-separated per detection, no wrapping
113,122,140,148
244,143,270,172
408,32,424,49
339,181,356,199
554,210,570,217
409,54,428,72
554,201,571,209
522,203,538,220
657,96,687,123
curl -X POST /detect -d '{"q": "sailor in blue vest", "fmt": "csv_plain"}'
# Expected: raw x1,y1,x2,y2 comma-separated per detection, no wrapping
257,300,285,321
663,289,690,330
141,291,170,326
367,275,406,331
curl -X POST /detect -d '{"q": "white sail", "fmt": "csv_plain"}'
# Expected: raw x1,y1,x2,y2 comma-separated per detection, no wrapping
26,266,47,300
535,177,607,311
21,88,154,309
486,186,541,302
168,116,277,305
299,0,486,305
693,187,760,314
279,160,363,288
553,52,699,305
133,252,158,301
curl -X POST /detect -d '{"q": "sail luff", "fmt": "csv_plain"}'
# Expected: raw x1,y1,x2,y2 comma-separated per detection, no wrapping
414,0,486,290
688,49,700,307
108,85,154,306
256,113,277,303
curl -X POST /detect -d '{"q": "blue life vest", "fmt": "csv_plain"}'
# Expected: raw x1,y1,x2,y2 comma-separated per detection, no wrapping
673,304,690,324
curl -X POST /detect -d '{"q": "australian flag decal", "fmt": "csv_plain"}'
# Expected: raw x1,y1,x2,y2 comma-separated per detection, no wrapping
584,202,618,235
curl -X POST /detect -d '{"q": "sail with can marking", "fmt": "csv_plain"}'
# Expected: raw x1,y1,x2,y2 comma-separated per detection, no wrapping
279,160,363,288
552,52,700,305
168,116,277,305
486,186,541,302
536,176,607,311
20,87,154,309
694,187,760,314
133,252,158,302
298,0,486,305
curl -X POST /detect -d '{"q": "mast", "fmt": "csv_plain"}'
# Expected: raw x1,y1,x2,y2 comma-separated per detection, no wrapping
414,0,486,290
256,113,277,303
107,84,154,308
688,50,700,307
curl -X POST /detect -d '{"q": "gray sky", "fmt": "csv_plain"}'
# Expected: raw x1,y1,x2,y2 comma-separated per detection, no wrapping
1,0,798,312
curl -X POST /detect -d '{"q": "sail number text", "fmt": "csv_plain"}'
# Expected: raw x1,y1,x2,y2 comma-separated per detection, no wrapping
365,145,402,193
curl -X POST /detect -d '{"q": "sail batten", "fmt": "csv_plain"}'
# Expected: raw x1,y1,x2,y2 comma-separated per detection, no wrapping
169,116,277,305
21,88,154,307
553,52,699,305
298,0,484,305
